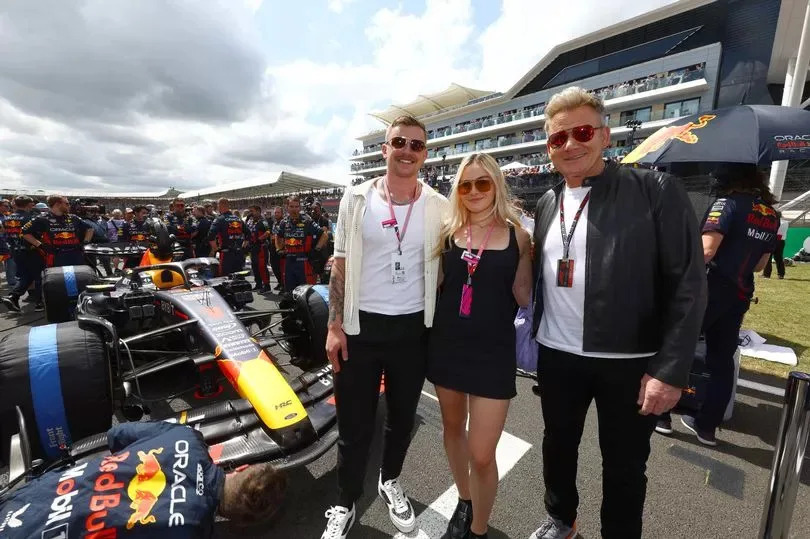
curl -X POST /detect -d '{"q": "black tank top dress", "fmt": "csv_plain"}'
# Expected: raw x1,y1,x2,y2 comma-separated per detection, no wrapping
427,226,519,399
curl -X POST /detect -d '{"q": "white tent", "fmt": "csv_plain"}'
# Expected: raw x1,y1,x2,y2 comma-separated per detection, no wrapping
500,161,528,171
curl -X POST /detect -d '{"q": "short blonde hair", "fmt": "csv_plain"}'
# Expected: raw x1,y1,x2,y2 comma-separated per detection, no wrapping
544,87,605,132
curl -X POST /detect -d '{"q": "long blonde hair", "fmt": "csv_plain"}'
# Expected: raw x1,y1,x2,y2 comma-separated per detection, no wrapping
437,153,522,255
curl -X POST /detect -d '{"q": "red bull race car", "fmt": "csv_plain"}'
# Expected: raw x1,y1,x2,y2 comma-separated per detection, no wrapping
0,222,336,484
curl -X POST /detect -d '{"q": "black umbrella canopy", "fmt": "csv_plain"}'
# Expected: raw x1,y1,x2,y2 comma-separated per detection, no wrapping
621,105,810,166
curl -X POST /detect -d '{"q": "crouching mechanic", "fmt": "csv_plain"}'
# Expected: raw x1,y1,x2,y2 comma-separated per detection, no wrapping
275,195,328,292
0,421,286,538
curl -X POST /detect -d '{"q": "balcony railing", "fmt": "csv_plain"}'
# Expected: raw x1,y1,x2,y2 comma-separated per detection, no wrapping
353,63,707,157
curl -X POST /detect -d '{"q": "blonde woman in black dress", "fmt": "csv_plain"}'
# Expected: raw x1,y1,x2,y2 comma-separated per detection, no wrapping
428,153,532,539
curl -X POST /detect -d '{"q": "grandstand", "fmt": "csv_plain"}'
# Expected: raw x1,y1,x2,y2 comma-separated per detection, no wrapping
350,0,808,215
1,171,343,213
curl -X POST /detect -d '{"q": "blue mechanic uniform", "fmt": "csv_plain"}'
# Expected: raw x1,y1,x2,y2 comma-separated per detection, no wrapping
22,212,90,268
245,215,270,289
206,212,246,276
6,209,44,303
122,219,152,269
0,422,224,539
695,193,778,431
164,212,197,260
277,215,323,292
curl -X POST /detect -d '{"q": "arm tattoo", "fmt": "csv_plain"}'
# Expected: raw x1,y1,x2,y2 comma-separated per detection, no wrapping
328,259,346,324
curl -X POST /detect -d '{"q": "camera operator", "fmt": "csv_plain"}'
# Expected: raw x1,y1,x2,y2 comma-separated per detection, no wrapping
164,198,196,260
21,195,93,268
1,196,44,313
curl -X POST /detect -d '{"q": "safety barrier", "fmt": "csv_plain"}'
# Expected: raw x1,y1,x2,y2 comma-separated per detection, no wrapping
759,371,810,538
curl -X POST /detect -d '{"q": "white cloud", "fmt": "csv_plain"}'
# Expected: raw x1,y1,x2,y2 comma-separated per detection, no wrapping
476,0,679,90
327,0,356,13
0,0,682,194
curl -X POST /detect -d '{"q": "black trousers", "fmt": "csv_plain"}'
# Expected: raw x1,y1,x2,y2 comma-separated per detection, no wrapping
217,249,245,276
335,310,427,507
695,279,749,431
537,345,656,539
10,250,43,302
762,239,785,278
250,245,269,286
268,247,282,284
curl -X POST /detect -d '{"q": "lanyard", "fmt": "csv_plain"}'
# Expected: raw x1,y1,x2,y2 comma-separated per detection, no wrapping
559,190,591,260
384,178,418,255
465,221,496,282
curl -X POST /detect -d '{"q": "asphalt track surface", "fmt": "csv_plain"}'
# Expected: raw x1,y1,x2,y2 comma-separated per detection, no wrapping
1,274,809,539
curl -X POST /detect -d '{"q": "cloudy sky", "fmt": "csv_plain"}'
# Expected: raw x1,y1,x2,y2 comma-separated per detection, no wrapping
0,0,676,195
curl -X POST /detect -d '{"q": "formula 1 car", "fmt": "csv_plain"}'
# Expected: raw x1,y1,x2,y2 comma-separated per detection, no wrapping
0,222,336,478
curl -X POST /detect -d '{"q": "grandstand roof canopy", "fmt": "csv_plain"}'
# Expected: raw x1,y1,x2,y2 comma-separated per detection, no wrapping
177,171,341,200
369,83,495,125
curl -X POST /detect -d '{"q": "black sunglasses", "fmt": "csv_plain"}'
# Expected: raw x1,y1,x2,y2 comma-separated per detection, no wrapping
387,136,427,152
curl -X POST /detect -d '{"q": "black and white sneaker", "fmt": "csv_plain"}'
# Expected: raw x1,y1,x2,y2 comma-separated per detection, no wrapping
2,295,21,313
377,472,416,533
681,415,718,446
321,504,355,539
655,418,673,435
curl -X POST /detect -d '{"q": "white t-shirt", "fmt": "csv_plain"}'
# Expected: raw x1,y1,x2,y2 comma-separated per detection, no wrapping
358,187,426,315
535,185,655,358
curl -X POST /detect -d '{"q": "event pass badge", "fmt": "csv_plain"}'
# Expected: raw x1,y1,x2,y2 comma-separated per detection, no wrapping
391,252,406,283
556,258,574,287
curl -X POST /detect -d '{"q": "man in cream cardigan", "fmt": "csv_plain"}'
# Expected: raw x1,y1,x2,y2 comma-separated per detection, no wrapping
321,115,448,539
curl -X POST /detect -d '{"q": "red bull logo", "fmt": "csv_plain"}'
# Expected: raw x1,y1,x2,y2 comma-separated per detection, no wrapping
623,114,716,163
53,232,74,239
126,448,166,529
228,221,242,229
751,203,777,217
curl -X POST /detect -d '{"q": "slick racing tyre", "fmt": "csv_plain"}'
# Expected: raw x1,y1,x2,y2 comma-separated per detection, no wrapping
281,284,329,370
42,264,98,323
0,321,113,461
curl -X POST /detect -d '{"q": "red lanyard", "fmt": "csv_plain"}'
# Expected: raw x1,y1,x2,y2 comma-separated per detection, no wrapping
464,220,496,282
384,178,419,255
559,190,591,260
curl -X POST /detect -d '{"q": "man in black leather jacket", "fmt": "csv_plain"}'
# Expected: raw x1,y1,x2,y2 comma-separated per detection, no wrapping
527,87,706,539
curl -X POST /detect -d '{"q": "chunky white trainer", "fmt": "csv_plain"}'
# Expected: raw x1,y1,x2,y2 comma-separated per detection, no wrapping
377,472,416,533
321,504,355,539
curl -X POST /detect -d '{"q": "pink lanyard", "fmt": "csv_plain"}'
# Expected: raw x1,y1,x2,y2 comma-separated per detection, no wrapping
384,178,418,255
464,221,496,282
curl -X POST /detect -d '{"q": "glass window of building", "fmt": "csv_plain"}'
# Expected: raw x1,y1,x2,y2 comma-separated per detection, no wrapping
664,97,700,119
455,142,469,153
619,106,651,124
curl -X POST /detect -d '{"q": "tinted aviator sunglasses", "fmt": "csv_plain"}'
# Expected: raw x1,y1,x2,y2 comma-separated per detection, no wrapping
457,178,493,195
547,124,602,149
387,136,427,152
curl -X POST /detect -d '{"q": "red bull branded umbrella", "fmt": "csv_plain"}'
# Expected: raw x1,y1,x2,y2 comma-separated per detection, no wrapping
621,104,810,166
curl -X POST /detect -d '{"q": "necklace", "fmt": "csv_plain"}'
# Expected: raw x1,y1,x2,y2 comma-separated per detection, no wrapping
382,178,419,205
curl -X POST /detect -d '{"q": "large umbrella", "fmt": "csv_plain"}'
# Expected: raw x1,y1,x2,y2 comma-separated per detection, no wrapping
621,105,810,165
500,161,528,171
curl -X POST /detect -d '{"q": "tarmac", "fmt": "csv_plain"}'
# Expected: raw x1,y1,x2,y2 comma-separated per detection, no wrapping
1,276,808,539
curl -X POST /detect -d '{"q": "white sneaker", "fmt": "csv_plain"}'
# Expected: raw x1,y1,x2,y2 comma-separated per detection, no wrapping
321,504,355,539
377,472,416,533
